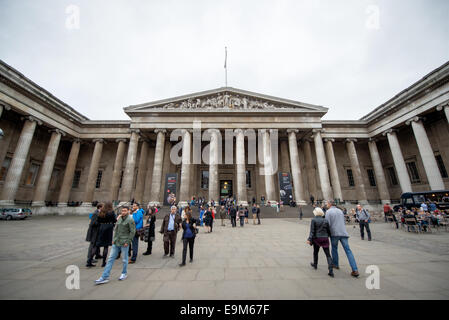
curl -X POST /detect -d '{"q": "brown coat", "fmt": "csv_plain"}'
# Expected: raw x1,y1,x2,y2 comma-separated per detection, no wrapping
160,213,182,234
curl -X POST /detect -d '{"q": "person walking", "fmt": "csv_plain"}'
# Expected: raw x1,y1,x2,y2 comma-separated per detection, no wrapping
204,207,212,233
130,203,144,263
299,206,303,220
95,206,136,284
256,204,261,225
142,206,156,255
199,206,205,227
85,203,104,267
95,202,116,267
307,207,334,277
325,200,359,277
160,205,182,257
252,204,257,225
310,195,314,205
238,207,245,227
355,204,372,241
219,205,227,226
244,206,249,224
261,195,265,206
179,211,198,267
230,205,237,227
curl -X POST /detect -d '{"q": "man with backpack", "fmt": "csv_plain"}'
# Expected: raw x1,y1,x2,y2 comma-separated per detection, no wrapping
355,204,372,241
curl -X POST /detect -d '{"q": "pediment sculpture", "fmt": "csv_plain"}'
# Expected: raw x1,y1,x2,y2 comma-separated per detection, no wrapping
161,93,292,110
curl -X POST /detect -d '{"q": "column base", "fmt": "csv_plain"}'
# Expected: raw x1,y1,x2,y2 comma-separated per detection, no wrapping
148,201,161,207
381,200,391,205
296,200,307,206
81,202,94,208
238,201,249,207
117,201,131,208
177,201,188,208
0,200,15,206
31,201,45,207
57,203,68,207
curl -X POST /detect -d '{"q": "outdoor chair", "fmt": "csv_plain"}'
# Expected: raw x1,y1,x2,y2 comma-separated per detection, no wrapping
386,215,397,229
404,218,421,233
439,217,448,232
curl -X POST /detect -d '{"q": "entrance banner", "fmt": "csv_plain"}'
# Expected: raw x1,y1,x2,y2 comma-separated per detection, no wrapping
164,173,178,206
278,172,293,204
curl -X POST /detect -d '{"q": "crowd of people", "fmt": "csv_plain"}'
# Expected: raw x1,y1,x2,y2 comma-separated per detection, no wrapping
86,194,447,285
382,201,448,232
87,195,264,285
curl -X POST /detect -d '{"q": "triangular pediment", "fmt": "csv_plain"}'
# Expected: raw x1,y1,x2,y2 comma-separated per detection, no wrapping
124,87,328,114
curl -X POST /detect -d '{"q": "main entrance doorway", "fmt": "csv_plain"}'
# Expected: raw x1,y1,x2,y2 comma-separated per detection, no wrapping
220,180,233,199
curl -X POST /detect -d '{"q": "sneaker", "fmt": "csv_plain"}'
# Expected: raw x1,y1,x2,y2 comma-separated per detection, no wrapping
95,277,109,285
118,273,127,281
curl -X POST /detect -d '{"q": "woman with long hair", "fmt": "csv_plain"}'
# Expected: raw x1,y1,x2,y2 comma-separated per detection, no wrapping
143,206,156,255
179,210,198,267
95,202,117,267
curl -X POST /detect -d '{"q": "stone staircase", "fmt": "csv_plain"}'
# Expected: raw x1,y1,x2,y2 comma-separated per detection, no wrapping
154,205,315,219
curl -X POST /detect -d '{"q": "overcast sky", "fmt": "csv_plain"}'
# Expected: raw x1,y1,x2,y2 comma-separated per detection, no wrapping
0,0,448,121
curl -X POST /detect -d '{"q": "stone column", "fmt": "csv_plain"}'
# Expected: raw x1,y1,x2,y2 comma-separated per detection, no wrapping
287,129,306,205
312,129,333,201
134,139,150,204
437,104,449,124
383,129,412,193
0,116,40,206
235,129,248,206
303,139,317,201
209,129,221,204
109,138,127,202
324,138,343,203
83,138,105,205
345,138,368,204
32,129,64,206
407,116,445,190
261,129,277,203
368,138,391,204
280,139,290,172
58,139,81,206
149,129,166,206
120,129,140,204
178,129,192,207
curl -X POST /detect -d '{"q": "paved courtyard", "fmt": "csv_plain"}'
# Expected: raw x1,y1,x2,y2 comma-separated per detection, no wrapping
1,215,449,300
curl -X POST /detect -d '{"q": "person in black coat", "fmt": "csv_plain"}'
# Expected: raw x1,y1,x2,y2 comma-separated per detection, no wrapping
179,211,198,266
307,207,334,277
143,206,156,255
85,203,104,267
229,205,237,227
95,202,116,267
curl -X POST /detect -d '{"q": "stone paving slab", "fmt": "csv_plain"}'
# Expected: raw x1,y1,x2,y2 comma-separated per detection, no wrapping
1,216,449,299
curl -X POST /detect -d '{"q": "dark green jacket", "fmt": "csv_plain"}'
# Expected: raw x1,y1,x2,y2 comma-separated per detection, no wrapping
113,214,136,247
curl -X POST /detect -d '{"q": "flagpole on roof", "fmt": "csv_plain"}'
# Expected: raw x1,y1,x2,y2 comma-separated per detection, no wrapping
224,46,228,87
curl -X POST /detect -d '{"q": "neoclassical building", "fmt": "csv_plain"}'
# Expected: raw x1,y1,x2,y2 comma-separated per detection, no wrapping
0,59,448,213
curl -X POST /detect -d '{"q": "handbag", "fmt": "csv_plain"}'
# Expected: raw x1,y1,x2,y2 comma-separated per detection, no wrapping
137,229,145,241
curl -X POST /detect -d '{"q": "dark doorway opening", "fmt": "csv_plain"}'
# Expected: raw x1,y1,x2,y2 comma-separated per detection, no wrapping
220,180,233,199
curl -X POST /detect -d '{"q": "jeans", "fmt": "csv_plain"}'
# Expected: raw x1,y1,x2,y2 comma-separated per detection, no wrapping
182,237,195,264
239,216,244,227
131,233,139,261
359,221,372,240
330,236,358,272
101,244,129,279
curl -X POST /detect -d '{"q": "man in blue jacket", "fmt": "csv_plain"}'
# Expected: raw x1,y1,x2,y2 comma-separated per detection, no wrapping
130,202,144,263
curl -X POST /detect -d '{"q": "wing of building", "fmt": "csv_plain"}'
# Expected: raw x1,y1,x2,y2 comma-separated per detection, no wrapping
0,59,448,213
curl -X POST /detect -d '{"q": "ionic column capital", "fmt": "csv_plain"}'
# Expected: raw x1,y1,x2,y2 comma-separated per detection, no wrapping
345,138,357,143
436,103,449,111
115,138,127,143
130,128,140,134
49,128,66,137
92,138,105,144
324,138,335,143
382,128,397,136
286,129,299,134
21,115,42,126
71,138,82,144
154,129,167,134
234,128,244,135
368,137,378,143
405,116,425,126
0,103,11,111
